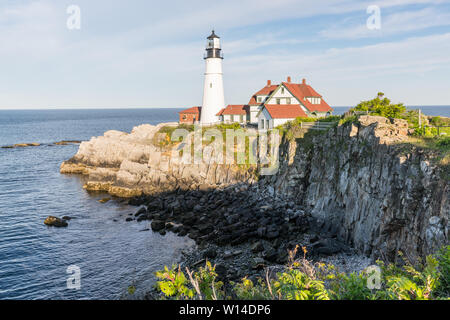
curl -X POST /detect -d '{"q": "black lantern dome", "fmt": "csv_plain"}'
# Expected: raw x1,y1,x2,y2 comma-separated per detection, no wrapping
205,30,223,59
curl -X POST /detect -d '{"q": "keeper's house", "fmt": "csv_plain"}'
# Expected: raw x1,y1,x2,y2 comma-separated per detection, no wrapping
179,77,333,129
179,106,201,124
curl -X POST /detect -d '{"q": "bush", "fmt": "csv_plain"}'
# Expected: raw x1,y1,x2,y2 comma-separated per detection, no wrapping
154,246,450,300
435,245,450,296
436,136,450,150
351,92,406,119
430,116,450,127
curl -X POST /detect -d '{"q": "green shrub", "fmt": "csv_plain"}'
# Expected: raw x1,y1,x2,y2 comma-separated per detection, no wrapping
154,246,450,300
435,245,450,297
436,136,450,150
351,92,406,119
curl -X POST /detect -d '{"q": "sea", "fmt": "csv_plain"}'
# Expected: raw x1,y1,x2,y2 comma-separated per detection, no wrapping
0,106,449,300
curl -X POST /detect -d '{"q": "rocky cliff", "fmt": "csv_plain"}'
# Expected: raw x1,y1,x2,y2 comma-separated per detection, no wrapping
60,122,257,197
61,116,448,263
267,116,448,262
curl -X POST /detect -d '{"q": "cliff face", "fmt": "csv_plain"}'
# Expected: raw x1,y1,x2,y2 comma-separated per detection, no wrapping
61,116,448,262
268,116,448,262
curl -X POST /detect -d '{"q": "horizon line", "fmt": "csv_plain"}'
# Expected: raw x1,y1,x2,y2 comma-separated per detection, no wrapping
1,105,450,111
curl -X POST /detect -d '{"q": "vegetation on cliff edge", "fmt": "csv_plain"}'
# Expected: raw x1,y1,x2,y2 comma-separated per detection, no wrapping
153,245,449,300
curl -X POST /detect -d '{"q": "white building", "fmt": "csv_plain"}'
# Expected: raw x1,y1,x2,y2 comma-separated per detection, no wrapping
200,30,226,125
249,77,333,130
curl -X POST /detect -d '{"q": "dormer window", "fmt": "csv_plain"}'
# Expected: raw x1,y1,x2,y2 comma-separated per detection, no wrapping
257,97,262,103
307,97,321,104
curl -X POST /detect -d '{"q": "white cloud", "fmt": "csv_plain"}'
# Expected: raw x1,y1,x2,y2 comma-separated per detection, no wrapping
0,0,449,108
225,32,450,106
320,6,450,39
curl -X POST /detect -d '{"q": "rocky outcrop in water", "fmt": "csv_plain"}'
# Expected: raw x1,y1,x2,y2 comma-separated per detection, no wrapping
60,122,256,197
61,116,448,263
44,216,69,228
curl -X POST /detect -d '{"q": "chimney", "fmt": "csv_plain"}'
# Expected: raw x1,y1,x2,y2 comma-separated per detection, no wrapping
287,76,291,83
302,78,306,84
267,80,271,86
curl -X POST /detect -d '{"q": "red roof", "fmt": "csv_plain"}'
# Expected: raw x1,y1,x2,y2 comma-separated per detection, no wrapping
179,106,201,114
282,82,332,113
263,104,308,119
217,105,248,116
248,84,278,105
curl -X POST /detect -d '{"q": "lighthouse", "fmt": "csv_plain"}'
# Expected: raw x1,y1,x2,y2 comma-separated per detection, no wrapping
200,30,225,125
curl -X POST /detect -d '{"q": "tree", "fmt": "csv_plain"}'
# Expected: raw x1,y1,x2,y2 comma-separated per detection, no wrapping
352,92,406,119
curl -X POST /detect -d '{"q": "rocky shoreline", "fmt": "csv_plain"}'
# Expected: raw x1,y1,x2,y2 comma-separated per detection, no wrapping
1,140,82,149
59,115,448,293
122,183,371,293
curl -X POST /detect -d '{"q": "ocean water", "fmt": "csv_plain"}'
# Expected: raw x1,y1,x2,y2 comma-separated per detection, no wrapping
0,108,196,300
0,106,448,300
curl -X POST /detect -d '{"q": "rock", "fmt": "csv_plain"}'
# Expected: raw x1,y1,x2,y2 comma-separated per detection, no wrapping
265,230,279,239
126,217,133,222
44,216,68,228
203,247,217,259
251,241,264,253
99,198,110,203
134,207,147,217
252,257,265,270
310,238,347,256
151,220,165,232
263,248,278,262
215,264,227,280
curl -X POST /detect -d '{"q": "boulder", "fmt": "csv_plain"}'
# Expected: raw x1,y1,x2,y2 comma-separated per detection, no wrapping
203,247,217,259
44,216,68,228
251,241,264,253
151,220,166,231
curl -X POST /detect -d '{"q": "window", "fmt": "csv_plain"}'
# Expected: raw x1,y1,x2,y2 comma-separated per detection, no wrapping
182,114,187,120
276,98,281,105
210,83,212,88
281,87,285,94
257,97,262,103
261,119,264,129
286,98,291,104
230,115,234,122
266,120,269,129
240,115,243,123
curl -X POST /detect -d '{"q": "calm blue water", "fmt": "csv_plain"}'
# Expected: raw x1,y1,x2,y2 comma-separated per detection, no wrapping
0,106,448,300
0,108,196,300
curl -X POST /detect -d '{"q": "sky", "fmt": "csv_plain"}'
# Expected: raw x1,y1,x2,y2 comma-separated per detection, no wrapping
0,0,450,109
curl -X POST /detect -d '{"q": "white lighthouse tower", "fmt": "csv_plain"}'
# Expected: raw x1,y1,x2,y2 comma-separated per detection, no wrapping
200,30,225,125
